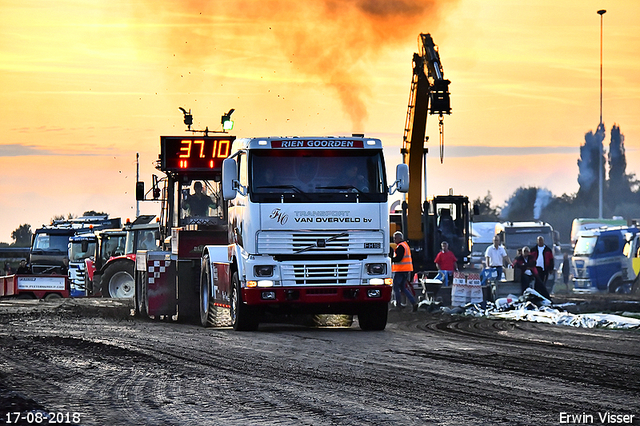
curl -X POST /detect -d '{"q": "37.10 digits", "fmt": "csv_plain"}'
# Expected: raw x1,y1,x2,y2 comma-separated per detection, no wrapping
4,412,81,424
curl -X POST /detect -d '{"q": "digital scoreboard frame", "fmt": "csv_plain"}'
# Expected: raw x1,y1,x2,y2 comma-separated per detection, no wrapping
160,136,235,173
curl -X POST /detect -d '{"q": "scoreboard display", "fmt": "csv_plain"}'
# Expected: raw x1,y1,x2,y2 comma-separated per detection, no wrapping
160,136,235,172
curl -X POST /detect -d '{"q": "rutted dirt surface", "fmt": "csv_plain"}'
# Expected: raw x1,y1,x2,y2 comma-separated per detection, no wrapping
0,297,639,426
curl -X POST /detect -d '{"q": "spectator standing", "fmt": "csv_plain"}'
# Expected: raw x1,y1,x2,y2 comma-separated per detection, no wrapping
530,236,554,293
3,262,14,275
16,259,30,274
485,236,511,280
434,241,458,286
391,231,417,312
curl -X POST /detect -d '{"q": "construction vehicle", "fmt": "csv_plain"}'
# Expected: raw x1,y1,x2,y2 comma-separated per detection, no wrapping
29,216,121,275
395,33,471,272
134,130,409,331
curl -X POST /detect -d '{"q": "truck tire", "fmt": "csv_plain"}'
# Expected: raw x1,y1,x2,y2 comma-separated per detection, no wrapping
200,255,217,327
199,259,231,327
44,293,62,301
608,277,628,294
358,302,388,331
134,269,147,318
176,260,200,324
230,271,259,331
101,260,135,298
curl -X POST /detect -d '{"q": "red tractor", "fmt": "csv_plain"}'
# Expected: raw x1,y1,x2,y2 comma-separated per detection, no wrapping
85,215,160,298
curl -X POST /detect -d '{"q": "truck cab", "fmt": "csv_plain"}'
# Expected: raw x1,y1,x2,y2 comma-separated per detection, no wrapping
30,228,75,274
572,226,639,293
213,136,408,330
68,233,97,297
495,221,561,282
30,216,121,275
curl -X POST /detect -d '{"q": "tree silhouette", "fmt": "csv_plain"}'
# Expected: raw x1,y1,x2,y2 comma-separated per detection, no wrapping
472,191,501,221
11,224,32,247
576,123,605,205
607,124,634,207
82,210,107,217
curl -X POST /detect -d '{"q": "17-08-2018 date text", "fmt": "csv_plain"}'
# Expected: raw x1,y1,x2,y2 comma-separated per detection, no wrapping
4,412,82,424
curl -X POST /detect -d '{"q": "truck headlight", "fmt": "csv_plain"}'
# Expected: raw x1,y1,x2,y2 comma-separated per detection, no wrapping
254,265,274,277
366,263,386,275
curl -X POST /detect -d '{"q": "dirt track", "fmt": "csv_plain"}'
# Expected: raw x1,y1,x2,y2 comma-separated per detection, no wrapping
0,298,639,426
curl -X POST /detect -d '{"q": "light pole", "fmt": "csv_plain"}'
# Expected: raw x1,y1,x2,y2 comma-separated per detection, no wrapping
597,9,606,219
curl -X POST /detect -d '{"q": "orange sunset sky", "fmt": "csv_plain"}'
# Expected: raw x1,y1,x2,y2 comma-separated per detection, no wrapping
1,0,639,243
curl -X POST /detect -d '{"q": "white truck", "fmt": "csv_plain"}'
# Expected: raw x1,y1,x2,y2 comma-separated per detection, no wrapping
135,135,409,331
469,222,499,270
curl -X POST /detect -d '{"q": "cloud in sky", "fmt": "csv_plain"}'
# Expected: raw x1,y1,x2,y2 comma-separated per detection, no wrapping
0,142,114,157
132,0,459,131
0,144,56,157
442,145,579,158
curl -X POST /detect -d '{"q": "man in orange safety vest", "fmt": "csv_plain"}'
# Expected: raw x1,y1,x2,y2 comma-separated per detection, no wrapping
391,231,417,312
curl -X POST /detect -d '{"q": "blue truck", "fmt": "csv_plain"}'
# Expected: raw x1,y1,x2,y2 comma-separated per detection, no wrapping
571,226,640,293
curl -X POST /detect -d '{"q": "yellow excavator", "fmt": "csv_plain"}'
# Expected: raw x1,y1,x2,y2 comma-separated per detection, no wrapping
392,33,472,272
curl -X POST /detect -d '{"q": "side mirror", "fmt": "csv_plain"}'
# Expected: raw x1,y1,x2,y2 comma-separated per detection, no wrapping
81,240,89,253
390,164,409,194
222,157,238,200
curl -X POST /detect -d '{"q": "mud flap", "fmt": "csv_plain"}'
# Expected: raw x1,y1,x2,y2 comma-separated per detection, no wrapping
142,251,178,317
177,259,201,323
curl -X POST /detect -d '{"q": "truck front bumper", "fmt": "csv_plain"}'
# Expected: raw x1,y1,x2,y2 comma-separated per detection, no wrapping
242,285,392,314
572,278,600,294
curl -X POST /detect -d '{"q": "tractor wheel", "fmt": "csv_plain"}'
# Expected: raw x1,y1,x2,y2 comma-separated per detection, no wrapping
101,260,135,298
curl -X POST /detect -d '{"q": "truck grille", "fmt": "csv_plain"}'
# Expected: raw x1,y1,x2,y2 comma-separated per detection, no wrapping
280,261,361,286
257,231,384,254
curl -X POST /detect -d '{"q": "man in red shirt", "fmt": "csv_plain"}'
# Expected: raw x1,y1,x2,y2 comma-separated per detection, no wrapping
434,241,458,286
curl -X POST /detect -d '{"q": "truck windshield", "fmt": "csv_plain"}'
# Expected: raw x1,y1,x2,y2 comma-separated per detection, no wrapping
574,235,597,256
250,149,387,203
69,240,96,262
32,233,70,252
504,229,552,249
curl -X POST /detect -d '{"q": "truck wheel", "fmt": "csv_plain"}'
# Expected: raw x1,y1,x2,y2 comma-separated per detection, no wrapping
101,260,135,298
200,255,216,327
230,271,259,331
358,302,388,331
199,260,230,327
44,293,62,301
608,277,629,294
134,269,147,318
